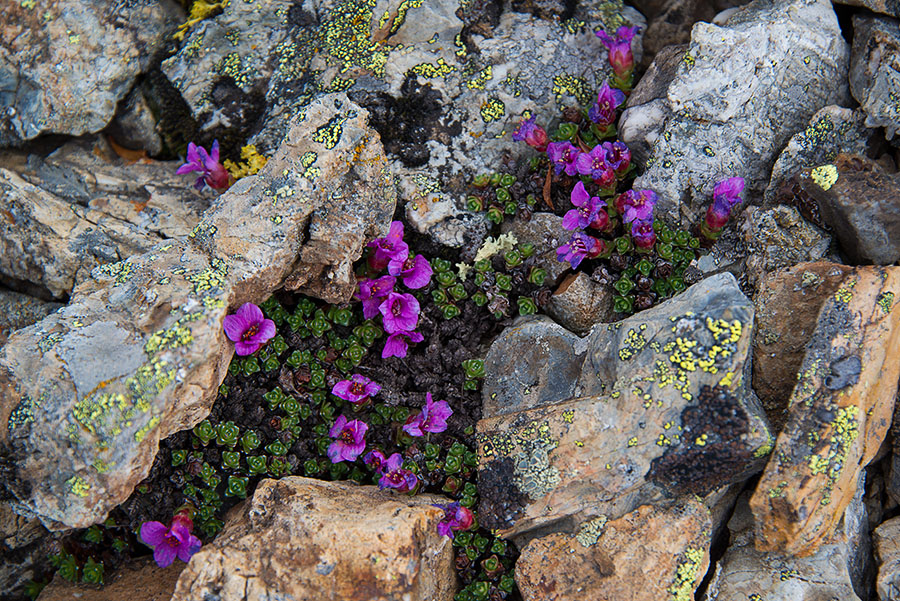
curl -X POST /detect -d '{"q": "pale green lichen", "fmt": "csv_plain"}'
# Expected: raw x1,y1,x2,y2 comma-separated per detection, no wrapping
66,475,90,497
668,547,705,601
810,164,838,190
575,515,608,547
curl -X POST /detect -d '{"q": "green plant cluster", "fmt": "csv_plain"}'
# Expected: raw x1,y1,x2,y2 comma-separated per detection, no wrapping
467,172,537,225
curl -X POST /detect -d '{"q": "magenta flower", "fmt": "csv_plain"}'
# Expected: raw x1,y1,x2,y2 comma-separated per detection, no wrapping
387,254,433,289
575,145,615,187
403,393,453,437
357,275,396,320
557,232,605,269
433,502,474,538
378,453,418,493
223,302,276,356
332,374,381,404
563,182,606,231
176,141,231,191
602,141,631,174
597,25,639,78
631,217,657,249
327,415,368,463
364,449,387,471
368,221,409,271
512,115,549,152
139,514,202,568
382,329,424,359
547,141,580,176
615,189,658,224
706,177,745,230
588,81,626,126
379,292,420,334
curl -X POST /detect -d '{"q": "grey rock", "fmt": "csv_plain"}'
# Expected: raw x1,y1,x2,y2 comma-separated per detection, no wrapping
0,94,395,530
108,88,164,156
851,15,900,138
546,272,615,336
0,290,62,347
620,0,850,225
875,516,900,600
502,212,570,286
765,106,875,205
0,501,56,599
835,0,900,17
0,0,182,146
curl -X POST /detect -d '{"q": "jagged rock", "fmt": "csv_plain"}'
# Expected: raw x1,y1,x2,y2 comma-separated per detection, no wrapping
798,154,900,265
0,501,55,598
501,212,571,286
107,88,165,156
0,0,182,146
477,273,772,538
0,137,210,299
850,14,900,138
706,490,869,601
516,498,712,601
765,106,874,205
37,557,183,601
0,94,395,530
875,516,900,600
0,290,63,346
750,267,900,556
836,0,900,17
173,477,455,601
740,205,831,289
752,261,852,430
620,0,850,225
546,272,615,336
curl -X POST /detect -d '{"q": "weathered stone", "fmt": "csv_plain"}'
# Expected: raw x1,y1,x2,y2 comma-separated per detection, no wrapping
850,14,900,138
0,0,181,146
836,0,900,17
173,477,455,601
798,154,900,265
740,205,831,290
501,212,570,286
546,272,615,336
477,273,772,538
0,137,210,299
0,500,56,598
0,290,63,346
707,490,869,600
750,267,900,556
37,557,183,601
108,88,164,156
516,498,712,601
752,261,852,431
0,94,395,530
620,0,850,224
875,516,900,600
765,106,874,205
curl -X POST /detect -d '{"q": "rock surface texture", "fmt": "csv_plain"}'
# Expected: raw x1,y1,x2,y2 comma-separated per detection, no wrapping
875,516,900,601
546,272,615,336
172,477,455,601
0,290,63,346
850,14,900,138
0,0,182,146
477,273,772,538
0,94,395,530
37,557,183,601
620,0,850,224
750,267,900,556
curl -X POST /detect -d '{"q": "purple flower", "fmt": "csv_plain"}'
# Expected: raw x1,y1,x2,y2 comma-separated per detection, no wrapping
387,254,433,289
575,145,615,187
631,217,657,249
433,502,474,538
223,302,277,356
402,393,453,437
588,81,626,126
379,292,420,334
512,115,549,152
563,181,606,231
602,141,631,174
368,221,409,271
139,514,202,568
332,374,381,404
547,141,580,176
378,453,418,493
597,25,639,78
176,141,231,191
382,329,424,359
327,415,368,463
364,449,387,471
706,177,745,230
357,275,396,320
557,232,605,269
614,189,658,224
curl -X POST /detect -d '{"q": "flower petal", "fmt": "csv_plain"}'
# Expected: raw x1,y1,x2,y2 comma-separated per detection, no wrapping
222,314,248,342
177,534,202,563
248,319,276,344
140,521,169,547
236,302,264,325
234,341,259,356
329,415,348,438
154,543,177,568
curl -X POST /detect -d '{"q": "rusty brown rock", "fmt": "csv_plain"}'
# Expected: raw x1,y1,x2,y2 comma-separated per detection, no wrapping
37,557,182,601
750,266,900,556
516,498,712,601
752,261,852,430
173,477,455,601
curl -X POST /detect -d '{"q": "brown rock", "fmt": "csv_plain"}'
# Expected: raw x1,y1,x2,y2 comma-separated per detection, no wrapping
875,516,900,600
750,267,900,556
173,477,456,601
752,261,852,430
546,272,614,336
37,557,182,601
0,500,56,597
516,499,712,601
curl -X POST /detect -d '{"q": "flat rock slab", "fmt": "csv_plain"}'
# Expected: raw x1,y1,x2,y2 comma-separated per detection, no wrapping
173,477,455,601
516,498,712,601
750,266,900,556
477,273,772,537
0,94,395,530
